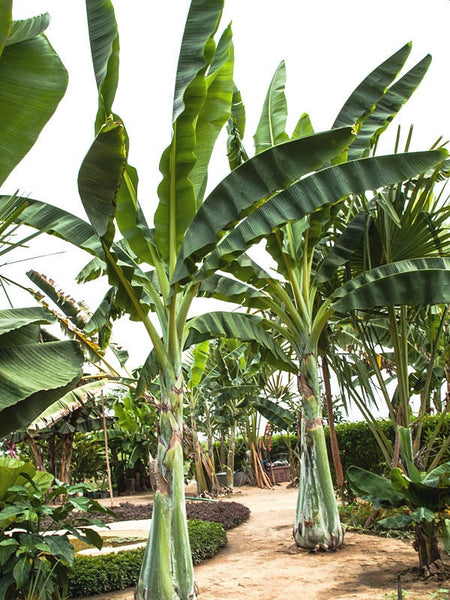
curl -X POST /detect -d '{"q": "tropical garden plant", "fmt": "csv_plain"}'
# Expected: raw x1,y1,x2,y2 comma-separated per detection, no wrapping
0,457,111,600
0,4,87,436
197,45,450,550
2,2,450,599
348,427,450,579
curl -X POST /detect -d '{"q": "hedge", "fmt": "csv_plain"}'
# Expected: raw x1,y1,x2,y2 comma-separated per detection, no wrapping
231,414,450,487
68,519,227,597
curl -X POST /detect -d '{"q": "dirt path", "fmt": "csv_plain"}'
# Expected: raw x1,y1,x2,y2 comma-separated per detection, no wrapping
79,483,449,600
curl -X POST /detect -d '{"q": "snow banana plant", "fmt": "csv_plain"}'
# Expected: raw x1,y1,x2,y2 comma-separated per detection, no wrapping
172,44,449,552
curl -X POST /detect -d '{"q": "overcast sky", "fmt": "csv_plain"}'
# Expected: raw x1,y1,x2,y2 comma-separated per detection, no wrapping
3,0,450,369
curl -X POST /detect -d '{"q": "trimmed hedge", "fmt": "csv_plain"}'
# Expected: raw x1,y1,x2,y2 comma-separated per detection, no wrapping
68,519,227,597
232,414,450,490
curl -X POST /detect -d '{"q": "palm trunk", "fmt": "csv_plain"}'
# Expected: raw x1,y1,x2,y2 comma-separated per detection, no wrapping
135,372,196,600
294,353,344,551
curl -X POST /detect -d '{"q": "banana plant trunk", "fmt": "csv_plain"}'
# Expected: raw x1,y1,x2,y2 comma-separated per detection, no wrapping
135,372,196,600
225,424,236,488
293,353,344,551
413,521,446,580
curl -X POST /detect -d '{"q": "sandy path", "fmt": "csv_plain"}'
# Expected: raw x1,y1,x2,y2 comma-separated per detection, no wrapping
78,483,449,600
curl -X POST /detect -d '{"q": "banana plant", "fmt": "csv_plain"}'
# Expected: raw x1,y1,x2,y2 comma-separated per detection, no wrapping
324,133,450,469
1,5,449,598
348,427,450,579
185,45,450,551
0,4,79,437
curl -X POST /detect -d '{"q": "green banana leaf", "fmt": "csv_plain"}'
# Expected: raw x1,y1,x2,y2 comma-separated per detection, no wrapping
184,311,296,374
0,10,67,185
331,257,450,313
0,339,84,438
347,465,405,508
199,151,447,278
315,212,369,284
85,0,120,131
78,120,127,245
187,340,210,391
154,0,226,264
190,25,234,205
253,396,295,430
332,43,411,130
349,55,431,159
0,195,103,256
254,60,289,154
0,307,84,438
174,126,356,281
390,467,450,512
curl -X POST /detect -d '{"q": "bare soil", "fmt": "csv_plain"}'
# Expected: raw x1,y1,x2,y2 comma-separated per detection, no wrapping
78,483,449,600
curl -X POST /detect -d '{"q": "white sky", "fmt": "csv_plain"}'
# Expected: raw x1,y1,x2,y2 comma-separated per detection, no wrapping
3,0,450,377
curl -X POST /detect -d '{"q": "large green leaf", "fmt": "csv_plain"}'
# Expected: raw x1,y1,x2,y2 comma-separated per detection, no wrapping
184,311,296,374
348,54,431,159
154,0,225,265
0,458,35,504
0,306,54,336
253,396,295,430
200,151,447,277
27,380,107,431
315,212,369,284
0,195,103,256
85,0,120,131
331,257,450,313
254,60,289,154
347,465,405,508
78,120,127,245
190,25,234,205
332,43,411,129
0,13,67,185
174,127,356,282
0,0,12,58
0,339,84,437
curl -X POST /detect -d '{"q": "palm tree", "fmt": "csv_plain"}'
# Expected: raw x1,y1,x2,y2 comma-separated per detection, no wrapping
1,2,448,597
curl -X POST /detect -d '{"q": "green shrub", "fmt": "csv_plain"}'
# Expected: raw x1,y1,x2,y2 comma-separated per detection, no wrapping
188,519,227,564
67,519,227,597
338,501,414,539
